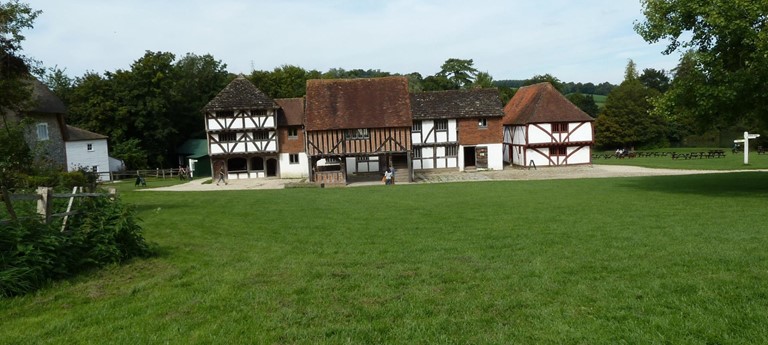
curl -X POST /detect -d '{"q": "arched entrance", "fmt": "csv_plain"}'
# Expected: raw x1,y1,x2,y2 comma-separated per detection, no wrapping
266,158,278,177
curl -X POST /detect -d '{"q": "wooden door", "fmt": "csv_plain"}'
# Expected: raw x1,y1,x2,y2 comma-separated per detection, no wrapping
475,146,488,168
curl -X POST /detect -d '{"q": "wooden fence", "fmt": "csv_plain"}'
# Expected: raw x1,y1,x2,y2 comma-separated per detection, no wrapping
108,168,191,181
1,186,116,231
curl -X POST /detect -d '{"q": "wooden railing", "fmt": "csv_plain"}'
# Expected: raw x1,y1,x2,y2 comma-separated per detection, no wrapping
1,186,116,231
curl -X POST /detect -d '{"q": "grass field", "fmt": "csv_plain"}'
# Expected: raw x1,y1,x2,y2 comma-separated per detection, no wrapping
594,148,768,170
2,171,768,343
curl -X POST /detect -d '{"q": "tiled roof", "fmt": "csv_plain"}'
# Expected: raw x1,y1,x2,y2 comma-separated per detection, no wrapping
502,82,593,125
29,78,67,114
410,88,504,120
275,98,305,126
305,77,412,131
202,75,278,111
66,125,107,141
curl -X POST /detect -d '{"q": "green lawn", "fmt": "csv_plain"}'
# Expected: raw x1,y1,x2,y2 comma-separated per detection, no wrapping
3,173,768,343
594,148,768,170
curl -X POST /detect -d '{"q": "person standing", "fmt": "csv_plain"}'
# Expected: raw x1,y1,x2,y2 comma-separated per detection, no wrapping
216,166,228,185
384,167,393,185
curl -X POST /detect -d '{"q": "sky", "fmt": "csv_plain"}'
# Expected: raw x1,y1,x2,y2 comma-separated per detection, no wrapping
23,0,682,85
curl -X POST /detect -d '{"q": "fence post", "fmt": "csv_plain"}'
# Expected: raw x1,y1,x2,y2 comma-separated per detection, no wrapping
37,187,53,224
1,186,17,221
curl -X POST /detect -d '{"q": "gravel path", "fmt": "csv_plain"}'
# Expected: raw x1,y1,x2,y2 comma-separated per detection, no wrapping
144,165,763,192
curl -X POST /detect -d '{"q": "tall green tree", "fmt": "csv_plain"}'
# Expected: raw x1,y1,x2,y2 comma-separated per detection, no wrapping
250,65,320,99
638,68,670,93
524,74,563,92
437,58,478,89
472,71,494,88
595,60,666,149
171,53,230,138
0,0,40,116
566,93,599,118
635,0,768,127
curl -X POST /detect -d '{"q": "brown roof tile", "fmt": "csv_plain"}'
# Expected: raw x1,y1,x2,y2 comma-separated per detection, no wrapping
66,125,108,141
411,88,504,120
275,98,305,126
203,75,278,111
502,82,593,125
305,77,412,131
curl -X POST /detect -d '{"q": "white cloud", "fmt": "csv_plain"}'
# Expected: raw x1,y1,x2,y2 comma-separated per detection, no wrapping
24,0,682,84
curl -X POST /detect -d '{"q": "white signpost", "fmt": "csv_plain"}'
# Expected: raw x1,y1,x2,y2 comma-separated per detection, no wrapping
734,131,761,164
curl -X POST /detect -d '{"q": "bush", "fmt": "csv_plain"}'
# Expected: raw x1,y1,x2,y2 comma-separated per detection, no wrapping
0,195,151,297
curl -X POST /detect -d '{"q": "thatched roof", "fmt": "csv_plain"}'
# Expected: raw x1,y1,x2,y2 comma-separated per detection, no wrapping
29,78,67,114
502,82,593,125
410,88,504,120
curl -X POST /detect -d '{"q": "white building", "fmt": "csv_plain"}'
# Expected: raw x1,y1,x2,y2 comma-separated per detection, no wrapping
65,125,112,181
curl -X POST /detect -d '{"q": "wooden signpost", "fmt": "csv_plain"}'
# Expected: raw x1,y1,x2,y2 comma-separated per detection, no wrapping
734,131,761,164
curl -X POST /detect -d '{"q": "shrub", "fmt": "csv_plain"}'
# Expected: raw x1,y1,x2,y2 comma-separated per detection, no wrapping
0,195,151,297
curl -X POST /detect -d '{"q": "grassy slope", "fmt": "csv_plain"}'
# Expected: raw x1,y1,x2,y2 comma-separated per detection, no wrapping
2,173,768,344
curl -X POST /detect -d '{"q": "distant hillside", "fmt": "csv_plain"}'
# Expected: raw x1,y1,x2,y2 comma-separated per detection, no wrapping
494,80,616,96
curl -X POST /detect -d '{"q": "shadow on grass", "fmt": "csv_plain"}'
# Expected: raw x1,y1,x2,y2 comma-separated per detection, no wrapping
620,171,768,197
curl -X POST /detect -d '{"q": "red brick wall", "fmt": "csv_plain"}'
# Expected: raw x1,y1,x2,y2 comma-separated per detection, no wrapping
278,126,305,153
458,117,503,145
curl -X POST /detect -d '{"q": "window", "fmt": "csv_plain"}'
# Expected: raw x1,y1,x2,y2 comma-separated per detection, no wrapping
435,120,448,131
253,131,270,140
550,146,567,156
552,123,569,133
446,145,458,157
289,154,300,164
252,109,267,116
87,143,94,152
413,148,422,159
412,121,422,132
345,128,369,140
219,132,237,142
91,165,98,172
288,127,298,138
478,118,488,128
36,123,49,141
217,110,234,117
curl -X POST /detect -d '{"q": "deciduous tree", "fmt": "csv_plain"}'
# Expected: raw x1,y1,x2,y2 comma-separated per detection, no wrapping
635,0,768,127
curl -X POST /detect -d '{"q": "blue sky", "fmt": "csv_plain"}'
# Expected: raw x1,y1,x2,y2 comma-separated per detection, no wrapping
24,0,682,84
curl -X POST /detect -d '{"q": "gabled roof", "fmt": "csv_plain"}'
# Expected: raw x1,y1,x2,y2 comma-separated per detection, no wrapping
305,76,412,131
275,98,305,126
502,82,593,125
410,88,504,120
29,78,67,114
202,74,278,111
66,125,107,141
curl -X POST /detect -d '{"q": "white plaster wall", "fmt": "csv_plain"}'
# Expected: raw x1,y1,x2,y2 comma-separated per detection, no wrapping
66,139,111,181
527,125,551,144
568,146,592,164
279,153,309,178
568,122,593,142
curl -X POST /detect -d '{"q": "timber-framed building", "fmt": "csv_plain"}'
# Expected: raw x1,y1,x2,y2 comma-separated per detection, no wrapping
203,75,281,179
304,77,413,184
410,88,505,171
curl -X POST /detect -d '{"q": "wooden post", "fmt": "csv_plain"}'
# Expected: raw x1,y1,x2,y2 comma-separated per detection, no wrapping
61,186,78,232
1,186,17,221
37,187,53,224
